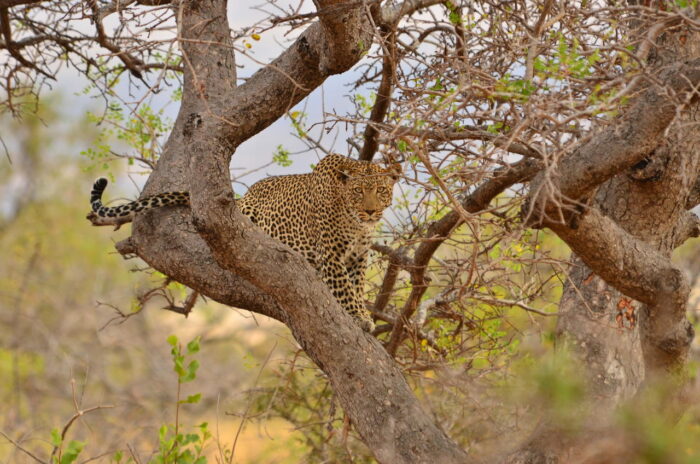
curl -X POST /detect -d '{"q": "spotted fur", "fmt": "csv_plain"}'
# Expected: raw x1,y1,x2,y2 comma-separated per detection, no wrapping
89,154,401,331
90,178,190,219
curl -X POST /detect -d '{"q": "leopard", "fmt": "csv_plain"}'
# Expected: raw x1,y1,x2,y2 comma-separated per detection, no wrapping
88,154,401,332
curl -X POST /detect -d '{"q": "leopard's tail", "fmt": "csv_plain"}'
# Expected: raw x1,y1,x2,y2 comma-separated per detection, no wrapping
90,177,190,220
90,177,109,212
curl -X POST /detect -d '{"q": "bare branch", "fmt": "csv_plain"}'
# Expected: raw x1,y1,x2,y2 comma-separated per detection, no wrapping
524,0,555,81
528,59,700,222
386,158,542,355
0,6,54,80
382,0,445,25
88,0,145,79
0,431,46,464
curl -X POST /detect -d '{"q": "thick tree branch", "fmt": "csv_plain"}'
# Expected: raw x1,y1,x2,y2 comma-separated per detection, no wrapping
0,0,41,8
550,207,686,308
382,0,445,24
549,206,694,374
528,59,700,222
673,211,700,249
127,0,473,462
359,30,395,161
522,59,700,378
685,175,700,208
386,158,542,355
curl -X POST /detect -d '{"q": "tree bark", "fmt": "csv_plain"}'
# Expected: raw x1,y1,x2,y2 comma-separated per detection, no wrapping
109,2,700,463
123,0,471,462
511,14,700,463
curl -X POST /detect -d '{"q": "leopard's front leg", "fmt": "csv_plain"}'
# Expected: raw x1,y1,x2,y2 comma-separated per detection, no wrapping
319,251,374,332
346,243,374,331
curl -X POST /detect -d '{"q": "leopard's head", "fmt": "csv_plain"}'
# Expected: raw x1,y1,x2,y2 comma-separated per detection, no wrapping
338,159,402,224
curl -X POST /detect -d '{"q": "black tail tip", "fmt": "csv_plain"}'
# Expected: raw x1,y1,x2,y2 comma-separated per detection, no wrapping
93,177,108,191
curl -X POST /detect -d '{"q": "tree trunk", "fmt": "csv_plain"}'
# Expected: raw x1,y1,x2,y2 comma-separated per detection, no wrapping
121,1,472,462
510,13,700,463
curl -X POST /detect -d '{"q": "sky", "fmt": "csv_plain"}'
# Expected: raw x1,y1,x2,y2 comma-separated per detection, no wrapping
0,0,377,210
86,0,369,191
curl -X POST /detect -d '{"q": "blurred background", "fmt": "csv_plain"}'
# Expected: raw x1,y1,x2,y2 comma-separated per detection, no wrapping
2,90,699,463
2,1,700,463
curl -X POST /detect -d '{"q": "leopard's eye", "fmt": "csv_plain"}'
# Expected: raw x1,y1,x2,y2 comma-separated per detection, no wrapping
353,187,362,194
377,186,387,193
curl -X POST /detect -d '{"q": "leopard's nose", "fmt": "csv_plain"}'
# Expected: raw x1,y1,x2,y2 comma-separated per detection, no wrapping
364,209,377,216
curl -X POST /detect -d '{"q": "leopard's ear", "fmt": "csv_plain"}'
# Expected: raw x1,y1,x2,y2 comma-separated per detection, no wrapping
336,157,356,184
385,162,402,181
338,168,350,183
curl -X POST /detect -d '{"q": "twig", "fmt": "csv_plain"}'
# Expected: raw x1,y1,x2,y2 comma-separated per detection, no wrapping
359,26,395,161
49,404,116,461
0,431,47,464
227,342,277,463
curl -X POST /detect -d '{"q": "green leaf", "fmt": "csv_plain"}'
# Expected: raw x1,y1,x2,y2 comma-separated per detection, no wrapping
59,440,85,464
186,337,200,354
180,393,202,404
273,145,292,167
50,428,62,447
183,433,199,444
472,358,489,369
174,358,186,377
166,335,178,347
182,360,200,382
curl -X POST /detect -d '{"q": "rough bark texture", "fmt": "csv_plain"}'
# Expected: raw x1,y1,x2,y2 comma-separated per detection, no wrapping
511,17,700,464
124,0,471,462
103,1,700,463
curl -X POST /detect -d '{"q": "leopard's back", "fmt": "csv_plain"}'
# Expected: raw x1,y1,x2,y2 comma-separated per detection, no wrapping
238,173,319,264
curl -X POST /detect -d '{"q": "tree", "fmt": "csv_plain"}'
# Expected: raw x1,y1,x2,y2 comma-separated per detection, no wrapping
2,0,699,462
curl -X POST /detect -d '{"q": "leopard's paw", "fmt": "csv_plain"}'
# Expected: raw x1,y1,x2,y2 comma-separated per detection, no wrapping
358,318,375,333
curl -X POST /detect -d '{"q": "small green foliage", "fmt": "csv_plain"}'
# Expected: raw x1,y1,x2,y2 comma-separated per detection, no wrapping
357,39,366,54
533,35,602,82
354,93,375,116
486,121,504,134
674,0,697,8
150,423,211,464
444,1,462,26
288,111,307,138
396,139,409,152
273,145,293,167
186,337,200,354
180,393,202,404
111,450,132,464
169,335,201,383
59,441,86,464
49,428,85,464
50,428,62,447
111,336,210,464
80,97,174,174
